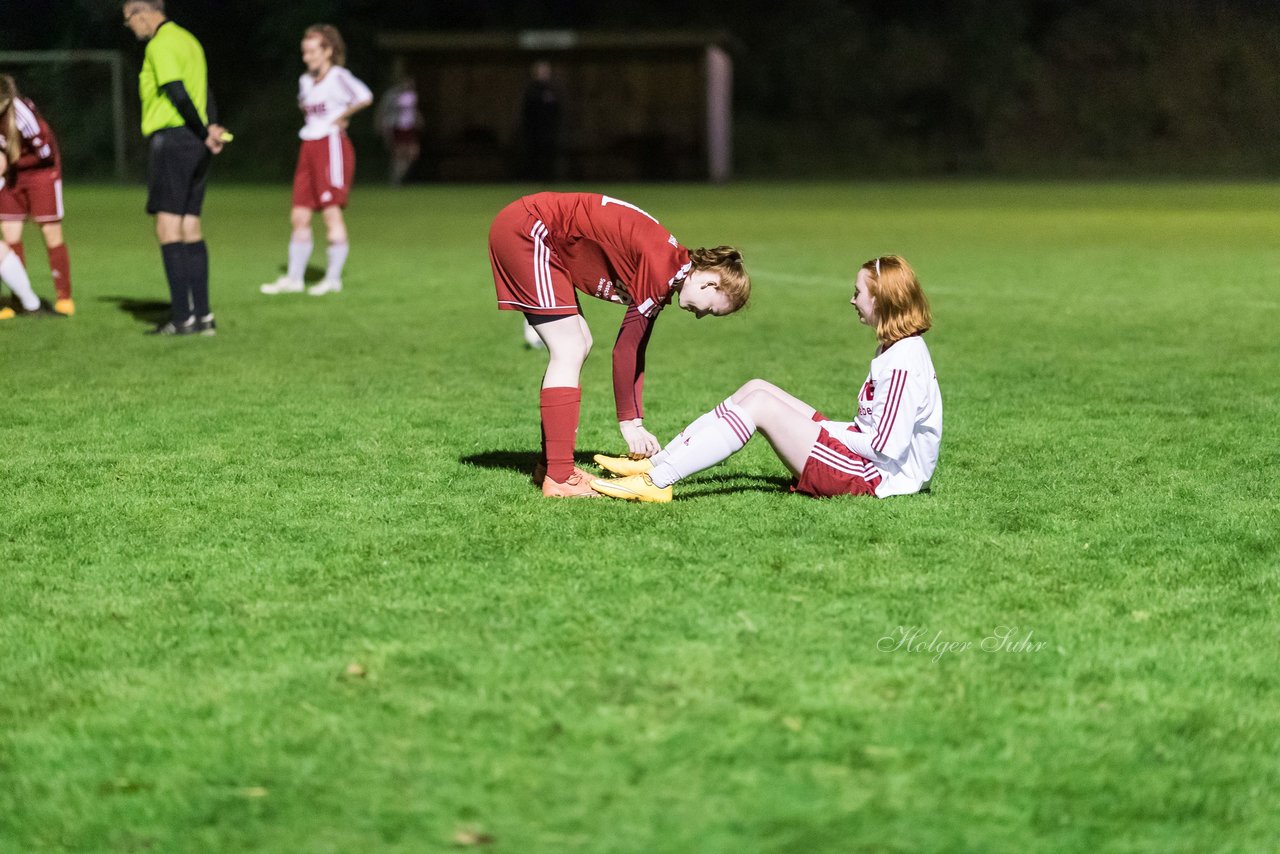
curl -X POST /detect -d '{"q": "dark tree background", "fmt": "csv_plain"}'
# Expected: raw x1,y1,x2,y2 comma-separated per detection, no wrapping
3,0,1279,178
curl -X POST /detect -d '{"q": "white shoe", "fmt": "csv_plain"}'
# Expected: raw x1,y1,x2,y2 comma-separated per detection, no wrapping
522,319,545,349
260,276,304,295
307,278,342,296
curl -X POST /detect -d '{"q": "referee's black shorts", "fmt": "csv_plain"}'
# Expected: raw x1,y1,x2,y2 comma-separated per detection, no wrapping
146,127,212,216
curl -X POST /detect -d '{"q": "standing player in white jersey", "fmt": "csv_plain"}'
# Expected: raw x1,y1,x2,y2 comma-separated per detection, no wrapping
592,254,942,502
261,24,372,297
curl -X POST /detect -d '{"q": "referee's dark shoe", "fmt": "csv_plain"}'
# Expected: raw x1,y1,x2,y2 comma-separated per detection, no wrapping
147,317,197,335
194,313,217,336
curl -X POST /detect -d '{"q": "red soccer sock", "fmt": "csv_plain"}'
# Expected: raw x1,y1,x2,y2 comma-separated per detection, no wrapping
7,241,23,267
47,244,71,300
540,386,581,482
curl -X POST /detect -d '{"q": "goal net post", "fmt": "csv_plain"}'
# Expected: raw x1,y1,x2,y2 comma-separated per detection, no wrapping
0,50,128,182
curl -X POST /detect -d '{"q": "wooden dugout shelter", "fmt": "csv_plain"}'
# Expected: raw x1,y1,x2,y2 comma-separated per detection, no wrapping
375,30,735,182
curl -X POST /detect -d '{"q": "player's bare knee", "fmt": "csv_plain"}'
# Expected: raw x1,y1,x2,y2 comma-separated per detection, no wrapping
733,379,769,404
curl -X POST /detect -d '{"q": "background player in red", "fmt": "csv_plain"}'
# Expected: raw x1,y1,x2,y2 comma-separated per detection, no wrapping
591,255,942,502
0,149,47,320
0,74,74,315
488,191,751,498
261,25,372,297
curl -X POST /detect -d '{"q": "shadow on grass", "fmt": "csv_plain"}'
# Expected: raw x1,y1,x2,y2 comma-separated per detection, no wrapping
677,474,793,500
264,263,329,284
461,449,792,497
461,449,613,476
99,296,171,324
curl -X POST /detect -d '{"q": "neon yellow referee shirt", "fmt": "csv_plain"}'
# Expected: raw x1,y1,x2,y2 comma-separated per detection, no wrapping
139,21,208,136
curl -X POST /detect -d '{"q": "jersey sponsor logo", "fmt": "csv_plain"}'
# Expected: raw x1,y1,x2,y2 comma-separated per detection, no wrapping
594,277,618,300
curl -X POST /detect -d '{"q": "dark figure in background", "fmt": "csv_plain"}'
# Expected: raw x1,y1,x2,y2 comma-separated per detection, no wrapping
521,61,562,182
377,75,424,187
123,0,228,336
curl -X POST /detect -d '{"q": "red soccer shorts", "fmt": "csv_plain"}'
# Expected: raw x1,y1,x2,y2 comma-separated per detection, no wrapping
292,133,355,210
488,198,579,316
791,425,882,498
0,168,64,223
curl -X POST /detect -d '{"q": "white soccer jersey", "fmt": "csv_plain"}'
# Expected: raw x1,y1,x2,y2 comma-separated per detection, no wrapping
298,67,372,140
827,335,942,497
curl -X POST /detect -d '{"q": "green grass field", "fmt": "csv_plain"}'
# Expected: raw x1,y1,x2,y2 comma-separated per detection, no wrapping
2,181,1278,852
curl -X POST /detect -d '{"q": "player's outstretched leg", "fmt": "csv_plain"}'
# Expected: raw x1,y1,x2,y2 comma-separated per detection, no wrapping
0,244,43,316
592,397,756,501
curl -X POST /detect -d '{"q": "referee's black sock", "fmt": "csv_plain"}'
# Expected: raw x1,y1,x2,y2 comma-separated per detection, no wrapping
186,240,211,318
160,242,193,325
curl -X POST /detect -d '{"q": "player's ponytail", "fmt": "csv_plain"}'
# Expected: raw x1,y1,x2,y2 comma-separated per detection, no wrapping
689,245,751,312
0,75,20,167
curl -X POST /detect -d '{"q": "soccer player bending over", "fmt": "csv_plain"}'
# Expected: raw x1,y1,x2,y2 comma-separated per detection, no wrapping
0,148,48,320
592,255,941,502
488,192,751,497
0,75,75,315
261,25,372,297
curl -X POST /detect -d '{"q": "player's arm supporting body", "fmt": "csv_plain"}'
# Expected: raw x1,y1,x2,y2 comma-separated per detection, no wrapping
612,305,660,456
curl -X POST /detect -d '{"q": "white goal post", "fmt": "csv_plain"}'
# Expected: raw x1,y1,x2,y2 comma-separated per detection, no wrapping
0,50,128,182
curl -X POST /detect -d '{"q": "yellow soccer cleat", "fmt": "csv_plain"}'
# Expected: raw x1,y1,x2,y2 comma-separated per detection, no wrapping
0,307,15,320
590,473,672,503
592,453,654,477
54,299,75,316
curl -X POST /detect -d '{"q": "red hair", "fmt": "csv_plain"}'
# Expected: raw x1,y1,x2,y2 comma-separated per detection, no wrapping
860,255,931,346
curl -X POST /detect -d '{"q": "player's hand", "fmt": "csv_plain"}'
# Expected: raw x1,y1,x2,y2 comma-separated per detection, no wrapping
619,419,660,458
205,124,228,154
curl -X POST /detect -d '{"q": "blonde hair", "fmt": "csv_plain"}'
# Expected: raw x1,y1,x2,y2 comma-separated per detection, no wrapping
304,25,347,67
0,75,20,166
689,245,750,312
861,254,931,346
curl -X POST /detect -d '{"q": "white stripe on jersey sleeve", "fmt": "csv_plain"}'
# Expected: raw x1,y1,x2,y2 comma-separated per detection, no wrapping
14,100,40,139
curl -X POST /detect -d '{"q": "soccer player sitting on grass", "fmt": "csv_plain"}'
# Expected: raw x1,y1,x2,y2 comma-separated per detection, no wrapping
0,148,50,320
488,192,751,498
592,255,941,502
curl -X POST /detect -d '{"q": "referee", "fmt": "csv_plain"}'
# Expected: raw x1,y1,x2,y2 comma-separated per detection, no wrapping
124,0,228,335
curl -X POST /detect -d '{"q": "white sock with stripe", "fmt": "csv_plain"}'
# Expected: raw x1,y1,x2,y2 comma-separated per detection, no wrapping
287,238,313,282
650,398,756,488
0,252,41,311
651,408,725,467
325,242,349,283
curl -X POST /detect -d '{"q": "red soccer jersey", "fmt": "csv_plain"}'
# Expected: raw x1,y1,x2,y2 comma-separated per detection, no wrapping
520,192,692,422
9,97,61,174
521,192,691,318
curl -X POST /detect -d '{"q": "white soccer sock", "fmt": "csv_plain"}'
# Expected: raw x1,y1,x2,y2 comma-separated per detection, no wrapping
651,407,726,467
325,242,349,282
287,239,313,283
650,398,756,488
0,252,41,311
